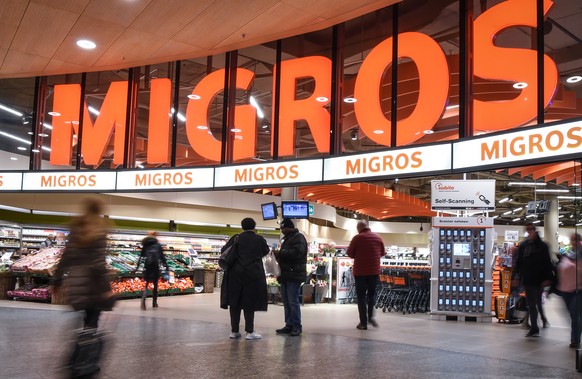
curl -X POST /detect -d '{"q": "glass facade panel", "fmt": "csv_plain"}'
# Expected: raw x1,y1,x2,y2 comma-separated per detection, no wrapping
0,77,36,170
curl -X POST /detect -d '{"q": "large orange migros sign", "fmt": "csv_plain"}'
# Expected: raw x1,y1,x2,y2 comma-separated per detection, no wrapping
50,0,558,167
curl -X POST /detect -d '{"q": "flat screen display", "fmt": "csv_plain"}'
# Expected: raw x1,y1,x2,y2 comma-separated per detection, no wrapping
281,201,310,219
453,243,471,256
261,202,278,221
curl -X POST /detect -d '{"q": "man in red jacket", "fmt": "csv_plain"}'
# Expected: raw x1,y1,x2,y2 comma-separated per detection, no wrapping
347,220,385,330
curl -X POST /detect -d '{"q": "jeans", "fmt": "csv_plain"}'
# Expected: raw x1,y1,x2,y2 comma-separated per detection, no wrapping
355,275,379,325
229,305,255,333
524,285,548,332
281,280,302,328
561,292,582,344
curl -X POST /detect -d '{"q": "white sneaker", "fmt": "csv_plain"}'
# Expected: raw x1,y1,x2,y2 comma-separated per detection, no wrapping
245,332,262,340
229,332,241,339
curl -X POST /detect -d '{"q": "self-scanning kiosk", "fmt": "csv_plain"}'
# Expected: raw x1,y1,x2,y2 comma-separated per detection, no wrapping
430,217,495,318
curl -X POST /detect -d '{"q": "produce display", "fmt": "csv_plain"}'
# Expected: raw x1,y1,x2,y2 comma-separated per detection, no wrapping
10,247,63,274
7,284,51,301
111,277,194,296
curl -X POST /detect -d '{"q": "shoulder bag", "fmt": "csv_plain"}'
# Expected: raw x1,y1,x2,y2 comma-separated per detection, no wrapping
218,235,239,270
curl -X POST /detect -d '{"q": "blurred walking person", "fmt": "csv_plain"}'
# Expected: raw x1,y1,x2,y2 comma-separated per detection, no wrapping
53,197,116,377
137,231,169,310
220,218,269,340
514,222,554,337
347,220,385,330
556,233,582,348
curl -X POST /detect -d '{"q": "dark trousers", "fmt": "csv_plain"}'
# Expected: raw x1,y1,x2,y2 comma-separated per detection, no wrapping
84,308,101,329
142,278,159,304
561,292,582,344
355,275,379,325
229,305,255,333
524,285,548,332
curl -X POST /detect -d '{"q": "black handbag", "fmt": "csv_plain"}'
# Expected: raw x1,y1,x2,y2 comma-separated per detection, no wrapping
218,236,239,270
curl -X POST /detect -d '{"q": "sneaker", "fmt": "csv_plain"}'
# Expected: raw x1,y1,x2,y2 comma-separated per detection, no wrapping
570,342,580,349
276,326,293,334
369,318,379,328
542,321,550,328
356,323,367,330
245,332,262,340
229,332,241,339
289,327,302,337
525,330,540,338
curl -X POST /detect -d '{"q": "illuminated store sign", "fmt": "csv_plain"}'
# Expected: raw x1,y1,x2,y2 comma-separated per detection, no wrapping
47,0,557,168
116,168,214,191
453,119,582,170
324,144,451,181
214,159,323,188
22,172,117,191
0,173,23,191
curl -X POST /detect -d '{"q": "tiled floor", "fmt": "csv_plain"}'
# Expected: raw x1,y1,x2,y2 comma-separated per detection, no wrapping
0,292,579,378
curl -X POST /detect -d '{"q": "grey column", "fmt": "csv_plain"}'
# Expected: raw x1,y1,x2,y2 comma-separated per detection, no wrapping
281,187,297,202
544,197,559,260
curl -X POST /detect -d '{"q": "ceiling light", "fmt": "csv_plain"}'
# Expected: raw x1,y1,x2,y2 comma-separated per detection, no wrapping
535,188,569,193
0,204,29,213
38,133,49,137
503,211,512,215
508,182,546,186
234,135,243,140
566,75,582,84
351,129,358,140
10,157,17,161
373,130,384,134
187,94,201,100
262,125,269,129
533,220,542,224
249,96,264,118
492,215,498,219
0,131,32,145
88,106,100,116
512,207,523,213
229,224,242,229
31,210,76,216
230,128,241,133
197,125,208,130
512,218,521,222
17,146,26,151
558,215,564,218
306,193,314,197
48,111,61,116
446,104,459,110
499,197,510,203
31,149,40,153
0,103,23,117
573,183,581,187
343,97,357,103
22,118,29,124
176,113,186,122
76,39,96,49
175,220,227,227
43,123,53,129
423,130,434,134
513,82,528,89
137,164,144,169
109,215,167,223
315,97,328,103
27,131,33,135
41,146,51,152
558,196,582,200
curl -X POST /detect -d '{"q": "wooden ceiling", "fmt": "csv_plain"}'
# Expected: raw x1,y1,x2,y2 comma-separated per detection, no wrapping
0,0,400,78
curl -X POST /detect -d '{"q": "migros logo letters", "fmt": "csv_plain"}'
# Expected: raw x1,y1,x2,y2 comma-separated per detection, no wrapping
49,0,558,167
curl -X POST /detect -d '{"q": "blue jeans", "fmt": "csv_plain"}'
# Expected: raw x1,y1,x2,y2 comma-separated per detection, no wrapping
281,280,302,329
561,292,582,344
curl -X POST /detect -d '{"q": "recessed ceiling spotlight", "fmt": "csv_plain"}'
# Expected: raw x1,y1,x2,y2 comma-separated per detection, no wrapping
17,146,26,151
27,131,33,135
48,111,61,116
10,157,17,161
76,39,96,49
423,130,434,134
262,125,269,129
513,82,528,89
230,128,241,133
38,133,49,137
197,125,208,130
373,129,384,134
315,97,329,102
343,97,357,103
31,148,40,153
566,75,582,84
187,94,201,100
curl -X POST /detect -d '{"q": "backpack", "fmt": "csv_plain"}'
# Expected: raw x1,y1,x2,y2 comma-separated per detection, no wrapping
144,245,160,268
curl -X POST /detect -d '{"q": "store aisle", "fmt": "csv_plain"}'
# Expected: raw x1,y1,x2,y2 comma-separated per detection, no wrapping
0,293,578,378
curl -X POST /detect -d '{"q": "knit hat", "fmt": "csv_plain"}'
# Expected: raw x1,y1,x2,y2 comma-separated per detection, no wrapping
281,218,295,229
241,217,256,231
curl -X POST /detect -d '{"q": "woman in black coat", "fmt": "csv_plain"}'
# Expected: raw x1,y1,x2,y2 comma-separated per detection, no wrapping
220,217,269,340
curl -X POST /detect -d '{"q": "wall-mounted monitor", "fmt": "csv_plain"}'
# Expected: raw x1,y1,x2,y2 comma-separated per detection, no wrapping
281,201,310,219
453,243,471,256
261,202,278,221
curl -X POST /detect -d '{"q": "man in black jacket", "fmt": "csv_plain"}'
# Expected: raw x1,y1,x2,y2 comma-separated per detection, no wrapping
274,218,307,336
514,222,554,337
